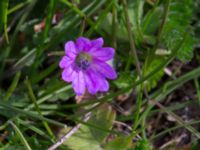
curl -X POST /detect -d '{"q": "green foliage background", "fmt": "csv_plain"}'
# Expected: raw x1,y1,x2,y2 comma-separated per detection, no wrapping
0,0,200,149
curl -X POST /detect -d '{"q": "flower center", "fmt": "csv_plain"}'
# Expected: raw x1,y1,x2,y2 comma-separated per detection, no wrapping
75,52,92,70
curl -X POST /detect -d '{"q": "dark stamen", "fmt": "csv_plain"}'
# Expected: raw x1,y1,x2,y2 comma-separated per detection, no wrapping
75,52,92,70
76,59,90,70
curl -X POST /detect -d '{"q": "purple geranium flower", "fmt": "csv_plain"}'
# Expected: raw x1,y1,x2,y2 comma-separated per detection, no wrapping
59,37,117,96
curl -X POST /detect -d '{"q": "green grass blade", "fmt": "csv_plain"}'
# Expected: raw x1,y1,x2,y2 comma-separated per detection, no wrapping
4,72,21,101
0,0,9,43
43,0,57,40
194,78,200,105
151,100,200,139
86,0,114,37
0,101,67,127
0,0,37,74
18,118,52,140
8,1,28,15
151,120,200,140
138,66,200,130
30,62,58,83
24,78,56,141
9,121,32,150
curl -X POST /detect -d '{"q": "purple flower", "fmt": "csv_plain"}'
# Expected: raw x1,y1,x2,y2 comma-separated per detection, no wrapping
59,37,117,96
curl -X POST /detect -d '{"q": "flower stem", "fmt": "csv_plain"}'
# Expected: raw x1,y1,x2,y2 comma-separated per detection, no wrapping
122,0,150,138
122,0,142,77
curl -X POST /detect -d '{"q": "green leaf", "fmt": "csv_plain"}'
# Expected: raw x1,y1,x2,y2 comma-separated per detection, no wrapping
100,13,128,42
176,32,195,61
127,0,145,45
103,134,135,150
144,58,165,91
142,6,162,35
59,104,116,150
114,71,136,89
134,139,152,150
100,0,144,45
161,0,195,61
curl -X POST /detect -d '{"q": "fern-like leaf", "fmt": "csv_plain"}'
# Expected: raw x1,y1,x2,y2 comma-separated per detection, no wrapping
162,0,195,61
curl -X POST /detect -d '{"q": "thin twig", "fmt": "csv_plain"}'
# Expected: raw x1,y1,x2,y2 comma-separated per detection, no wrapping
113,121,142,140
114,120,133,131
48,112,91,150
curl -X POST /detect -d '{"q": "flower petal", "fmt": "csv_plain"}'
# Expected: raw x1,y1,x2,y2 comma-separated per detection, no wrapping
65,41,77,58
84,69,99,94
98,77,109,92
91,37,104,48
92,60,117,79
72,71,85,95
89,47,114,61
59,56,73,68
76,37,91,51
61,66,75,82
